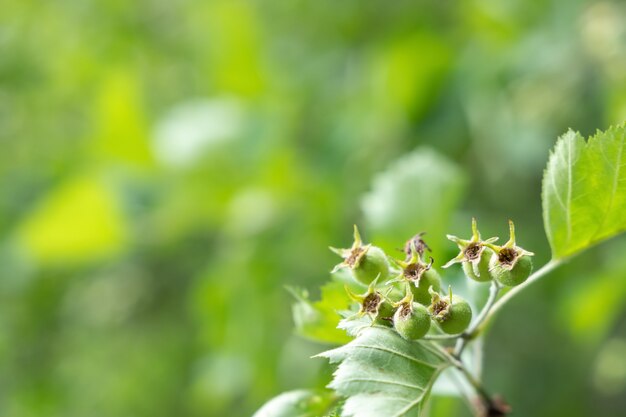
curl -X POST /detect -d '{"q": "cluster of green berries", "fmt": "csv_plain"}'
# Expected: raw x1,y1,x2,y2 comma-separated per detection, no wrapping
331,219,534,341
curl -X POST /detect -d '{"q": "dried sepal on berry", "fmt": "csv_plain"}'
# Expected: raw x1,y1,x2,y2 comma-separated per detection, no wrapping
330,225,391,285
486,220,534,287
428,286,472,335
389,241,441,306
402,232,431,261
443,218,498,282
344,277,395,325
392,286,431,340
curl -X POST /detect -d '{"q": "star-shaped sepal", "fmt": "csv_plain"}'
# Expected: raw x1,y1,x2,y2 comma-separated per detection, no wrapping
330,225,391,285
330,225,370,273
443,218,498,280
344,276,395,323
388,241,434,285
387,241,442,305
485,220,535,287
484,220,534,271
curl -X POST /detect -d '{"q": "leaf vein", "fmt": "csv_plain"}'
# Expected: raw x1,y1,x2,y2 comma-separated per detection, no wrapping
348,344,439,369
566,135,573,241
389,367,445,417
339,377,425,392
591,130,625,241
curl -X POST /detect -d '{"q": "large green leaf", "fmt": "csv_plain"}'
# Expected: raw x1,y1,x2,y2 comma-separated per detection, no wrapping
543,124,626,259
252,390,337,417
316,326,449,417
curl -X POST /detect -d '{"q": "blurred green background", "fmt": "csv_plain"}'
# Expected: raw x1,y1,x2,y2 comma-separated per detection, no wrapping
2,0,626,416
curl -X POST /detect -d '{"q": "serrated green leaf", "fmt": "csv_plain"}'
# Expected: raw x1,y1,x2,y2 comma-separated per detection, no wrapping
543,124,626,259
337,314,373,338
316,326,449,417
252,389,337,417
290,282,352,345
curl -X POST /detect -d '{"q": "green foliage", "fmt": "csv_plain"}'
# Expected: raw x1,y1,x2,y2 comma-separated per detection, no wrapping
4,0,626,415
290,282,353,345
260,124,626,417
316,326,448,417
18,176,126,264
252,390,336,417
543,124,626,259
559,240,626,346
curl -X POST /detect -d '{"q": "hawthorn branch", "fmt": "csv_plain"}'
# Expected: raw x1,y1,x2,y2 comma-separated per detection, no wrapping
433,344,508,417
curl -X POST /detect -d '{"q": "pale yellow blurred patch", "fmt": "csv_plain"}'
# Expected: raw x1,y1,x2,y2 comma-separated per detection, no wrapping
202,0,266,96
93,69,154,167
18,176,127,264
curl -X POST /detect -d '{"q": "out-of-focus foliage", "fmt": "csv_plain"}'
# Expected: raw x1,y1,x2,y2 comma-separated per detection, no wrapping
252,389,336,417
362,148,465,262
0,0,626,416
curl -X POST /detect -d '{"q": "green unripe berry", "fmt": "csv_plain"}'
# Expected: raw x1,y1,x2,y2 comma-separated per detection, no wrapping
486,220,535,287
375,316,394,327
443,218,499,283
359,291,393,319
393,302,431,340
411,268,442,305
462,249,493,283
330,226,391,286
352,246,390,285
489,251,533,287
375,296,396,320
429,293,472,335
345,278,395,326
441,296,472,334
